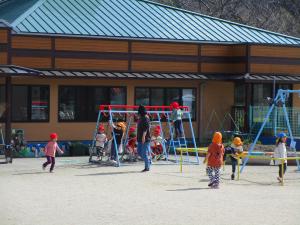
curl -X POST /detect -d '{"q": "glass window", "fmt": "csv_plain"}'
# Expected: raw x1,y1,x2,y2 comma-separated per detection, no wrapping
150,88,164,106
135,88,150,106
59,86,126,122
31,86,49,121
12,86,28,121
11,85,49,122
182,89,196,119
59,87,76,121
0,86,5,121
234,83,246,106
166,89,180,105
252,84,272,106
135,87,196,120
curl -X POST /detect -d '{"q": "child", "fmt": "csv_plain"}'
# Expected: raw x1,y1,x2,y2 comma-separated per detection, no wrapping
110,121,126,163
170,102,183,139
150,126,163,159
126,127,137,160
95,124,107,160
204,132,224,189
229,137,243,180
42,133,64,173
274,132,287,182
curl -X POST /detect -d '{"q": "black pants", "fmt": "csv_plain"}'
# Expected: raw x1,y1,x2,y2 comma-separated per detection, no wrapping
43,156,55,171
174,120,183,138
278,163,287,178
230,156,237,174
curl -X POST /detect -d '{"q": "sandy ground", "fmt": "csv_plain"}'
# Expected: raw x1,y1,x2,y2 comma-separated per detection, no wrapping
0,157,300,225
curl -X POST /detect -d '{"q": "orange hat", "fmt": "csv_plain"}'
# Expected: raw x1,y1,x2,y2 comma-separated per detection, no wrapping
98,124,105,132
233,137,243,146
50,133,58,140
170,101,180,109
212,132,222,144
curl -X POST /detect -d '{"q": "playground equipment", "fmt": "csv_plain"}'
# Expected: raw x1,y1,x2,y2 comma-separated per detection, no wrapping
204,110,242,141
241,89,300,173
89,105,198,166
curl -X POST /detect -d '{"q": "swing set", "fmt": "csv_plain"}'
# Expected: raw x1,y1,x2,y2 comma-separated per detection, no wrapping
241,89,300,173
89,104,198,167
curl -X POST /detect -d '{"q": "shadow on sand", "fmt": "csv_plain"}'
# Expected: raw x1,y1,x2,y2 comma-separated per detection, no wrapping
166,187,211,191
76,171,142,176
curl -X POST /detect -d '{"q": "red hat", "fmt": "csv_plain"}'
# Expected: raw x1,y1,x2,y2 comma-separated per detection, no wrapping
154,126,161,135
50,133,58,140
98,124,105,132
170,101,180,109
129,127,136,133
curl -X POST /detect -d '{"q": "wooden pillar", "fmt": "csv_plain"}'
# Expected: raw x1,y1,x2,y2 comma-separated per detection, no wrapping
244,83,252,132
5,76,12,145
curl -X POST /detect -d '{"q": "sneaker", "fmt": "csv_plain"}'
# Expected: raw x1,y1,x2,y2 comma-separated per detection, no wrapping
277,177,282,182
208,180,215,187
49,170,54,173
141,168,150,172
231,174,235,180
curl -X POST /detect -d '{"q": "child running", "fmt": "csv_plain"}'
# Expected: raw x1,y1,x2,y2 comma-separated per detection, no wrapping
42,133,64,173
274,132,287,183
204,132,224,189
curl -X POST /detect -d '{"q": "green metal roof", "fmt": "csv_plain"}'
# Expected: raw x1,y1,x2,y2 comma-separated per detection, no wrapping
1,0,300,45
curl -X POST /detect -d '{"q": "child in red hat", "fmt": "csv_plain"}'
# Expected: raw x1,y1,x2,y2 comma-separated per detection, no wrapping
42,133,64,172
150,126,163,159
170,101,183,139
126,126,137,160
95,124,107,160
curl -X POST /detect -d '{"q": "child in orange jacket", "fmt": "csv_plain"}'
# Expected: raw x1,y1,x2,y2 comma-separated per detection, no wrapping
204,132,224,189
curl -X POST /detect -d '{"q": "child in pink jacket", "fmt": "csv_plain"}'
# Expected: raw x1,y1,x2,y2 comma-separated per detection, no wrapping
42,133,64,172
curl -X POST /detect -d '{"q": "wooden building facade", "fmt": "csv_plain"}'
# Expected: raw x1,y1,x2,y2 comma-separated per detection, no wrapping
0,0,300,143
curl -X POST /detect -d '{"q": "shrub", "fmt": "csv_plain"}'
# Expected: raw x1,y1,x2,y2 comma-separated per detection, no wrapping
69,142,89,156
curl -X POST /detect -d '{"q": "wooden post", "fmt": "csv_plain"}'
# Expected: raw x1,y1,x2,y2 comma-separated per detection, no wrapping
5,76,12,145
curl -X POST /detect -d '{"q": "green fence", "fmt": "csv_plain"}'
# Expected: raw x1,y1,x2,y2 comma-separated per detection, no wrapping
249,106,300,137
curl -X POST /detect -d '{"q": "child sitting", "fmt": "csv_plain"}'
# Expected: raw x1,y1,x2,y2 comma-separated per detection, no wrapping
126,127,137,160
229,137,243,180
274,132,287,183
170,101,183,139
150,126,163,159
95,124,107,160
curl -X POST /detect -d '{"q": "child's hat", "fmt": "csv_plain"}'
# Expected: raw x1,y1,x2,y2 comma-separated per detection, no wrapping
170,101,180,109
129,127,136,133
50,133,58,140
212,132,222,144
277,132,287,138
98,124,105,132
233,137,243,146
154,126,161,135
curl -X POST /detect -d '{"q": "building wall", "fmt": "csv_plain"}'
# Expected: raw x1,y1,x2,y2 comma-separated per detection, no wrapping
9,77,202,141
201,81,235,139
250,45,300,75
293,84,300,107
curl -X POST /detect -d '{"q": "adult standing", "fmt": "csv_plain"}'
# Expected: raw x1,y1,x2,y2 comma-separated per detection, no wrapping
137,105,151,172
